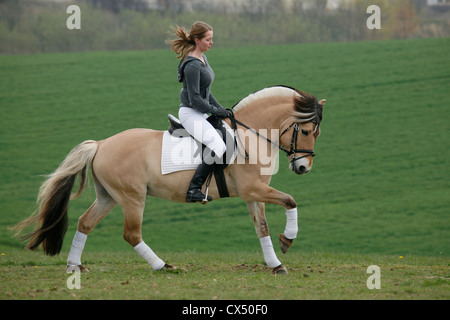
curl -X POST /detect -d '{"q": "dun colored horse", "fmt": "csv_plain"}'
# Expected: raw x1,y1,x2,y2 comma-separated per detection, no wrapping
13,86,325,274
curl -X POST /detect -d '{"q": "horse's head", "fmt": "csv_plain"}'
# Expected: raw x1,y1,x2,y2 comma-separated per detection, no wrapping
280,91,325,175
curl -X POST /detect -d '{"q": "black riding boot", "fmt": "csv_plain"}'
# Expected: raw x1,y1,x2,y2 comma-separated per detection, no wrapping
186,161,214,203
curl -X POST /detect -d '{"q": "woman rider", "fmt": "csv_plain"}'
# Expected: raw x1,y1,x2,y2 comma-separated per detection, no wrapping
168,21,232,203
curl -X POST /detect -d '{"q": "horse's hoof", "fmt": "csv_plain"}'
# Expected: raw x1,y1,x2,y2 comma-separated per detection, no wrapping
272,265,288,275
164,263,177,270
278,233,293,254
66,265,89,273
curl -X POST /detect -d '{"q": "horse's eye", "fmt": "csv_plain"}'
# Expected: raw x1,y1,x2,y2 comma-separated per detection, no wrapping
301,129,309,136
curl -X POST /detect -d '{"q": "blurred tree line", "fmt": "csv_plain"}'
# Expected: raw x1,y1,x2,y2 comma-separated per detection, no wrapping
0,0,448,54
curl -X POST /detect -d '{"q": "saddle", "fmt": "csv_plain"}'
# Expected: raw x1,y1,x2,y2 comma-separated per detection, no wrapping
167,114,235,198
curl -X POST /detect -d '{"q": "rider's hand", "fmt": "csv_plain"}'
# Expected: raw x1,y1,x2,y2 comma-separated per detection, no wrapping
214,108,232,118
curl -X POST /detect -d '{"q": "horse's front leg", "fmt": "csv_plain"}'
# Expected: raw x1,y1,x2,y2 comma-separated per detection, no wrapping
246,201,287,275
245,184,298,254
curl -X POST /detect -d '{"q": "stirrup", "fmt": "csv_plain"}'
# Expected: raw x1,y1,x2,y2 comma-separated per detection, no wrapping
186,189,213,204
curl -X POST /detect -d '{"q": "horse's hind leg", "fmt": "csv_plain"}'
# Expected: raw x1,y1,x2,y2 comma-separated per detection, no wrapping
121,197,174,271
66,179,116,272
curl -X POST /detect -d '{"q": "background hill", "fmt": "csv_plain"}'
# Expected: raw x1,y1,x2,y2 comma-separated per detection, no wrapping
1,0,449,54
1,37,449,257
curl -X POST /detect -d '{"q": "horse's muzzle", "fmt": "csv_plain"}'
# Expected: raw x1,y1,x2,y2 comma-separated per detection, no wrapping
289,158,311,175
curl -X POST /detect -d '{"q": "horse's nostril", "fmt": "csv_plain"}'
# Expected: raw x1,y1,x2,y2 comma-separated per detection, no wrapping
299,165,306,173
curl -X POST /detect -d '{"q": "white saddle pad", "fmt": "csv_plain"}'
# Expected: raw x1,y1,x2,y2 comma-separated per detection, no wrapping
161,122,236,175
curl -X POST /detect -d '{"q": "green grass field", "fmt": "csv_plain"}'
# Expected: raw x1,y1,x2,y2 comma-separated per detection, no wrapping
0,251,448,300
1,38,449,299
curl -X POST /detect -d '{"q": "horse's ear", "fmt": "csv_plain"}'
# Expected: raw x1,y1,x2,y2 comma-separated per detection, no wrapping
319,99,326,107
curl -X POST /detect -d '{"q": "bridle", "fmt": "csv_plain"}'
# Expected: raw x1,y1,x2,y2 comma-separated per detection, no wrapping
279,122,315,162
228,112,315,164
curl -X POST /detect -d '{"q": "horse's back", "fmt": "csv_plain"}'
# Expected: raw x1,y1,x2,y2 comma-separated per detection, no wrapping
92,129,164,194
97,128,162,159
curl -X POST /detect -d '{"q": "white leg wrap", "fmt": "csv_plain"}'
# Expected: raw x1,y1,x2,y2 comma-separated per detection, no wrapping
134,241,165,271
67,231,87,266
284,207,298,240
260,236,281,268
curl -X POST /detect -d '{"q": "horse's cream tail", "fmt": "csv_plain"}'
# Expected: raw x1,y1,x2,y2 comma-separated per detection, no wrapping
259,236,282,268
134,241,165,271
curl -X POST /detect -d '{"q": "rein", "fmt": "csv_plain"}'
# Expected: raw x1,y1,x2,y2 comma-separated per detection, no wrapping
228,110,315,163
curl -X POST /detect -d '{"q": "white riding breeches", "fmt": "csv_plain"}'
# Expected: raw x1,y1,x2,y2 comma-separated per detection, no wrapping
179,107,227,159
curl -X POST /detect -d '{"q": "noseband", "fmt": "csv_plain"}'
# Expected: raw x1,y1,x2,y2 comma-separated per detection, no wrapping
229,112,315,164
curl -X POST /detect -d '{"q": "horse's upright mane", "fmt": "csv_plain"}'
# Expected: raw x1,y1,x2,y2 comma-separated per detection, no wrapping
233,86,323,134
232,86,298,112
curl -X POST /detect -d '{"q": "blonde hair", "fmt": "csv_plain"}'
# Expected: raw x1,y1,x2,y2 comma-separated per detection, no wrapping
167,21,213,61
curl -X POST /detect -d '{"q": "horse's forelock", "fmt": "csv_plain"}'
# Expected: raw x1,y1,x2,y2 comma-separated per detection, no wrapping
293,90,322,126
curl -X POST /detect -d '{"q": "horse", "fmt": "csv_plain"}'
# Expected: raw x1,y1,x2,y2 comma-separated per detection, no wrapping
13,86,325,275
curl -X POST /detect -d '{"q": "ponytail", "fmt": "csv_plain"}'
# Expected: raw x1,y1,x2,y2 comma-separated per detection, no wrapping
167,21,213,61
167,25,195,61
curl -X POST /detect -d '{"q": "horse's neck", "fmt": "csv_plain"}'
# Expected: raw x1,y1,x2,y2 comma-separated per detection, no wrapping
233,97,293,130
